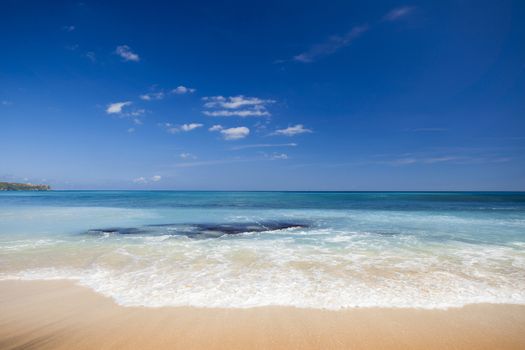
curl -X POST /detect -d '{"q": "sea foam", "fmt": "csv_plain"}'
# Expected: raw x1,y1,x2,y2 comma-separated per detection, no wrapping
2,228,524,309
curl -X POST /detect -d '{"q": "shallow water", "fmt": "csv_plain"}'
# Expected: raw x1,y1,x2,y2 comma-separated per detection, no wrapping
1,191,524,309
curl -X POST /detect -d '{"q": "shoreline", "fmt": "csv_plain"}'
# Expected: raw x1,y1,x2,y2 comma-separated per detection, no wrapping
1,280,525,349
2,278,523,311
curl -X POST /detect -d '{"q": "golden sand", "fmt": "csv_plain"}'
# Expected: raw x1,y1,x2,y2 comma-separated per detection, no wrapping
1,280,524,349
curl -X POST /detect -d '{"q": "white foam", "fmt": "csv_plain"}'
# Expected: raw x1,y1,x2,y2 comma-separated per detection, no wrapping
1,235,524,310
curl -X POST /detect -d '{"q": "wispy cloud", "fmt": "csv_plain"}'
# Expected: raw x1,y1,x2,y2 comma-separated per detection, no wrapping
62,25,75,32
1,100,12,106
133,175,162,184
173,153,288,169
269,153,288,160
140,85,195,101
379,156,461,166
293,26,368,63
411,127,447,132
374,152,512,166
129,109,146,125
106,101,132,114
172,158,250,168
180,123,203,131
65,44,79,51
209,125,250,140
290,6,416,63
161,122,203,134
209,124,223,132
272,124,312,136
162,123,179,134
115,45,140,62
204,110,270,117
106,102,146,125
179,152,197,159
129,109,145,116
230,143,297,150
172,86,196,95
203,96,274,109
203,95,274,117
140,91,165,101
383,6,415,21
85,51,96,62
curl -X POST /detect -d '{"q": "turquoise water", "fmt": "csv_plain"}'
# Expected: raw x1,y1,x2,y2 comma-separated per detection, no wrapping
1,191,524,309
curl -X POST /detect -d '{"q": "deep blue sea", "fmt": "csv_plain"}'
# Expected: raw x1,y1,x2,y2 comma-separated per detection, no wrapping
1,191,524,309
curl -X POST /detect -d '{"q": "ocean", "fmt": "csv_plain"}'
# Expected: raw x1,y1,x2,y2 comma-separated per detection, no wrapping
1,191,524,309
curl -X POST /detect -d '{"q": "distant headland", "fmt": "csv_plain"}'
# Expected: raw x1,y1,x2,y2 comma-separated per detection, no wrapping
0,182,51,191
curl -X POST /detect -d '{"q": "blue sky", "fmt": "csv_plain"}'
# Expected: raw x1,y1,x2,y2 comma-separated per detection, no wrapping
1,0,524,190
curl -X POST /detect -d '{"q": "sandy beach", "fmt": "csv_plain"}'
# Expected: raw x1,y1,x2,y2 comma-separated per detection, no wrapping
0,280,524,350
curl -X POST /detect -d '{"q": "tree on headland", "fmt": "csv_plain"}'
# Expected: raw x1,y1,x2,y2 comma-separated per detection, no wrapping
0,182,50,191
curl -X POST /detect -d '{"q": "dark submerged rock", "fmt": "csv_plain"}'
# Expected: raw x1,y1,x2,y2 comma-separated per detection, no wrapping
192,222,306,235
87,222,308,239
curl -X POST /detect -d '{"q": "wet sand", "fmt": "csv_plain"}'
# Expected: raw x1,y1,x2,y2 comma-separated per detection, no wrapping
1,280,524,350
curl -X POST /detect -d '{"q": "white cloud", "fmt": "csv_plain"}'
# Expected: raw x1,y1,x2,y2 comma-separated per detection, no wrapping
208,124,223,132
180,123,203,131
172,86,196,94
271,153,289,160
132,177,147,184
140,91,165,101
63,25,75,32
179,152,196,159
115,45,140,62
272,124,312,136
140,86,194,101
221,127,250,140
203,95,274,118
203,95,225,106
383,6,415,21
162,122,203,134
1,100,12,106
106,101,132,114
133,175,161,184
209,125,250,140
127,128,135,133
106,101,146,121
293,26,368,63
203,109,270,117
203,95,274,109
231,143,297,150
106,104,146,125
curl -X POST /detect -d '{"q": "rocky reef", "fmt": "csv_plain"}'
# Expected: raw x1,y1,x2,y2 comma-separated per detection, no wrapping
87,222,308,239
